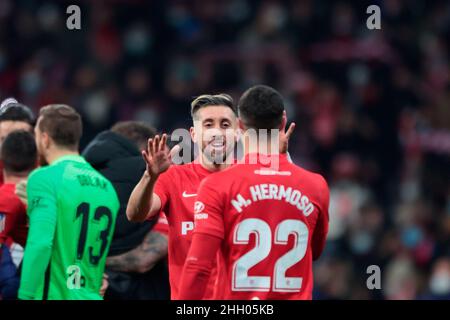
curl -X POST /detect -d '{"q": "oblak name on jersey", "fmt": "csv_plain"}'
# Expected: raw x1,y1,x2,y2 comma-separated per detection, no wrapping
230,183,315,217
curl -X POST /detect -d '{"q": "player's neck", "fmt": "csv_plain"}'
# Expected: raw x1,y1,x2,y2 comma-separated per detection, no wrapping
47,149,80,165
3,171,29,184
242,132,280,156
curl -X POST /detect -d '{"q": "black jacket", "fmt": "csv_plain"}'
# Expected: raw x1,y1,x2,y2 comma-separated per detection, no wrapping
83,131,153,255
82,131,169,300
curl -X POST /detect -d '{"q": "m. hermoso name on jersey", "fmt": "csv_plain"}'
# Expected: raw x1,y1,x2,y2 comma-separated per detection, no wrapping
195,183,315,220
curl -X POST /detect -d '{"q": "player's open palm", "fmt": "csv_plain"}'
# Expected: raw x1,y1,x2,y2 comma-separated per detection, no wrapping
142,134,171,178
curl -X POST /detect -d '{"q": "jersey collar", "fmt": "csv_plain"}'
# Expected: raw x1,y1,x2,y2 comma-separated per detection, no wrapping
51,154,86,166
242,152,289,165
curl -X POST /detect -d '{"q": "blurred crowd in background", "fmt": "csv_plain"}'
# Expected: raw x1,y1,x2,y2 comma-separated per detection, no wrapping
0,0,449,299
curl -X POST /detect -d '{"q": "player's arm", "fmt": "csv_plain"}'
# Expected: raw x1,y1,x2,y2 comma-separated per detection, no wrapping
178,178,225,300
106,229,168,273
127,171,162,222
18,171,57,300
127,134,171,222
178,233,221,300
311,176,330,261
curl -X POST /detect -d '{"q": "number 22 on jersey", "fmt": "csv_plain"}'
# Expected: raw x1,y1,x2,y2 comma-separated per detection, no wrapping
232,218,309,292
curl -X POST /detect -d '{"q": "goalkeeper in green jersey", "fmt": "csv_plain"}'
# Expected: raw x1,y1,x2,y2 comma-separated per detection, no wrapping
18,104,119,300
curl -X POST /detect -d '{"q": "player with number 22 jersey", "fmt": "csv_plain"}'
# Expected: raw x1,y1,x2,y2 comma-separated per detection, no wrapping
178,85,329,300
182,153,329,299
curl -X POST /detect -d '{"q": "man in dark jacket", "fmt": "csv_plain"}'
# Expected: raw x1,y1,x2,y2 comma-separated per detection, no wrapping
82,121,170,300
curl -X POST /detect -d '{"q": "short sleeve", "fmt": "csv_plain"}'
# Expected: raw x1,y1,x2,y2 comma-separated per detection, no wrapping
27,169,57,224
193,176,225,240
152,212,169,235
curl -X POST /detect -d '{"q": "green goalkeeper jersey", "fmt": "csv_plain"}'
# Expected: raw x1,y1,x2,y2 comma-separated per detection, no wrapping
19,155,119,300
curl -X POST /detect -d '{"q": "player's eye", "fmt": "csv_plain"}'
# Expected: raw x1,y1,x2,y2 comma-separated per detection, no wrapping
221,122,230,128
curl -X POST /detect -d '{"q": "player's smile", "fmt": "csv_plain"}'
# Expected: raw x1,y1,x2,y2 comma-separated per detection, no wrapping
208,136,226,149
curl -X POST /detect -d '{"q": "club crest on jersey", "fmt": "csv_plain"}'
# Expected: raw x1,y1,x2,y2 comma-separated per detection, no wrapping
0,213,5,233
194,201,205,214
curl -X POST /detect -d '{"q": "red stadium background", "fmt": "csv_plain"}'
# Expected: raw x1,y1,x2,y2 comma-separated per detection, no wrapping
0,0,449,300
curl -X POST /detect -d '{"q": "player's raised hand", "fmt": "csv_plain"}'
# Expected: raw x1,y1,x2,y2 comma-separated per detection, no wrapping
142,134,171,178
279,122,296,154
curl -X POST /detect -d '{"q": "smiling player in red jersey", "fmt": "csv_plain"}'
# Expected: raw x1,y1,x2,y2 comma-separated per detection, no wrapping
126,94,240,299
126,93,295,299
178,85,329,300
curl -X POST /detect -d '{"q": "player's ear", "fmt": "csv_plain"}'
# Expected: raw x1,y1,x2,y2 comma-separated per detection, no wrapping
42,132,51,149
190,126,197,143
238,118,245,131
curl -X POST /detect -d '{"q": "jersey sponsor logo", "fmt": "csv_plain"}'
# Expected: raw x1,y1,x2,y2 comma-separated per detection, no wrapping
194,213,208,220
0,213,5,233
181,221,194,235
182,191,197,198
194,201,205,214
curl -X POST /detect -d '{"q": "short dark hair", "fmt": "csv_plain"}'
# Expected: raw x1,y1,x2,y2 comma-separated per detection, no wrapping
238,85,284,129
190,94,236,119
1,130,37,174
38,104,82,151
111,121,156,150
0,102,35,125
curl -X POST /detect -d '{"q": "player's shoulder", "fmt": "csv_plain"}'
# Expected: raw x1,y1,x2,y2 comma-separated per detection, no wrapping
161,162,203,179
199,165,235,188
290,163,328,190
82,162,119,197
168,162,194,173
28,165,59,183
0,184,24,211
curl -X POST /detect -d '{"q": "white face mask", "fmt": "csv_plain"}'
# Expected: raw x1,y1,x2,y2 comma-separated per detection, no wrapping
430,272,450,295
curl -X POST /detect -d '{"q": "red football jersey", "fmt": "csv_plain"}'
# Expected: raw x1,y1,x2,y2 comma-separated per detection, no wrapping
152,212,169,236
0,183,28,247
154,162,224,299
193,153,329,300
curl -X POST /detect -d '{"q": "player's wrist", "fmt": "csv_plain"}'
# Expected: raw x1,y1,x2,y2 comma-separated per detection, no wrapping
144,170,160,183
